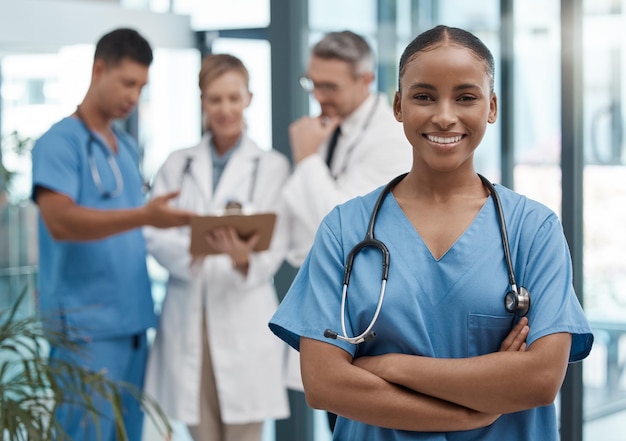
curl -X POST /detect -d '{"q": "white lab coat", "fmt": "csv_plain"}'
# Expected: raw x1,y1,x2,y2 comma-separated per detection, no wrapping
282,93,413,391
143,133,291,425
283,93,413,267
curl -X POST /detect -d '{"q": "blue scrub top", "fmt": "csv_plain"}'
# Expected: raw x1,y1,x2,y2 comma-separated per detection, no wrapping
269,182,593,441
32,117,156,340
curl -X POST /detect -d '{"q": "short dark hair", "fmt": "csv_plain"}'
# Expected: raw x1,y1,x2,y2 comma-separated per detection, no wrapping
94,28,153,67
399,25,495,92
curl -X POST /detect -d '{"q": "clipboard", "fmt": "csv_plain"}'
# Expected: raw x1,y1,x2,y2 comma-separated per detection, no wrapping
189,212,277,255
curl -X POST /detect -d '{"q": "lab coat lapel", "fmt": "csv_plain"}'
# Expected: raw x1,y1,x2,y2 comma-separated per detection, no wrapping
187,136,214,211
330,94,380,178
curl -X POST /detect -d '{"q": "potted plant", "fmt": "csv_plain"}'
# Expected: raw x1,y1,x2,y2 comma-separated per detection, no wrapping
0,288,172,440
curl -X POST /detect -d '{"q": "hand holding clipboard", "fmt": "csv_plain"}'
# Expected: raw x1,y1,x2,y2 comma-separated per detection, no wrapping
189,212,277,256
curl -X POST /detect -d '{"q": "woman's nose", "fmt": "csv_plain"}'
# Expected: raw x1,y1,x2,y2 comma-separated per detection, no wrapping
431,101,456,128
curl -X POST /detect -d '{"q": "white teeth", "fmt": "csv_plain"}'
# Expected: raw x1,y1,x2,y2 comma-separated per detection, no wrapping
427,135,462,144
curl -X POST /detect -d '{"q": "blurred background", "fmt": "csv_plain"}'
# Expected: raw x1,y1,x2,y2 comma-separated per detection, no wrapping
1,1,625,440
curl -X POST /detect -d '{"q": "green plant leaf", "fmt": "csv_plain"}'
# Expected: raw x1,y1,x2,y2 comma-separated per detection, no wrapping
1,286,173,441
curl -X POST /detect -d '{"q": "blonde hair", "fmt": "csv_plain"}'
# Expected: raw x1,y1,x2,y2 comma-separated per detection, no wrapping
199,53,250,93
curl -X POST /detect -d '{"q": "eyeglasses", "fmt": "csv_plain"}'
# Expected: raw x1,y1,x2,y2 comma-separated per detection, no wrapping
299,76,342,95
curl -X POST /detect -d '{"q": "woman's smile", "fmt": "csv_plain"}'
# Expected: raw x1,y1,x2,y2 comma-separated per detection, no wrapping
424,134,464,145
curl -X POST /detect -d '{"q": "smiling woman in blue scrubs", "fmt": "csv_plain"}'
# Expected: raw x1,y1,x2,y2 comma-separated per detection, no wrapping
269,25,593,441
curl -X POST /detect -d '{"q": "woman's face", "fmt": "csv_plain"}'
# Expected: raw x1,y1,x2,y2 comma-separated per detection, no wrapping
201,70,251,142
394,44,497,175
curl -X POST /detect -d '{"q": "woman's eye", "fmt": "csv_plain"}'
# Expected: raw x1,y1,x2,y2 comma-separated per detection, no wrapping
458,95,477,102
413,94,431,101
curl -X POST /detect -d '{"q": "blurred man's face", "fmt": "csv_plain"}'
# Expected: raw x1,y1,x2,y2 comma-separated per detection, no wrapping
93,57,149,120
303,56,371,118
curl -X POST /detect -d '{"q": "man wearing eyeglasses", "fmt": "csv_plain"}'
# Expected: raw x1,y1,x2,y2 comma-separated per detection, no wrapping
283,31,411,267
281,30,412,431
30,28,193,441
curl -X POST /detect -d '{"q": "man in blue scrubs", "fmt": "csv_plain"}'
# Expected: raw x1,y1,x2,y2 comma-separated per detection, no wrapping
31,28,192,441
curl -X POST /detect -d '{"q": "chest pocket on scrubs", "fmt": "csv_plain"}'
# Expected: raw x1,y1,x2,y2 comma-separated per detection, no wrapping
467,314,515,357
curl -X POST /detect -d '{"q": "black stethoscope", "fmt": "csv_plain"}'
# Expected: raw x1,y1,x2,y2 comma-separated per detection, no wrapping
75,108,124,199
324,173,531,345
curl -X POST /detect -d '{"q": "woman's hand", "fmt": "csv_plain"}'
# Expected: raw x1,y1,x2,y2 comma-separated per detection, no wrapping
204,227,260,275
499,316,529,352
353,317,530,379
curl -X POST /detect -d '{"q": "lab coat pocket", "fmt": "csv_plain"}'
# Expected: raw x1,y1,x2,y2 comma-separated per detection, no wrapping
467,314,515,357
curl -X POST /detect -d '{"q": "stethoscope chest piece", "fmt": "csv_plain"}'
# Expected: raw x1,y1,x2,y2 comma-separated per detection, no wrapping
504,286,531,317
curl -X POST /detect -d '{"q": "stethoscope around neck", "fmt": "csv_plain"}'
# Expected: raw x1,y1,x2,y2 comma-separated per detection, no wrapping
324,173,531,345
179,148,261,212
75,108,124,199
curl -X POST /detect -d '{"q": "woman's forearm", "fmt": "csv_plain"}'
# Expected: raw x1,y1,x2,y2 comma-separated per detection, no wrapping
300,337,499,432
353,332,571,414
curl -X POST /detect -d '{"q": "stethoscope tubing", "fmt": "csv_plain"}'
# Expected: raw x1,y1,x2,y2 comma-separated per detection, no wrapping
478,174,519,292
326,172,527,345
178,149,261,210
85,133,124,199
325,173,404,344
75,109,124,199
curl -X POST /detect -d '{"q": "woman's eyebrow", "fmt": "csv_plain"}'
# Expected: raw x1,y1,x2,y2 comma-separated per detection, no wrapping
406,82,481,91
453,83,481,91
407,82,436,91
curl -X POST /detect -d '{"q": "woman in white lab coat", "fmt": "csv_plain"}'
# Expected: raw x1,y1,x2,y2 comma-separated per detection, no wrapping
143,54,290,441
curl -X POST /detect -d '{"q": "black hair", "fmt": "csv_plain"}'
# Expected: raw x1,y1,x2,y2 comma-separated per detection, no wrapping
398,25,495,92
94,28,153,67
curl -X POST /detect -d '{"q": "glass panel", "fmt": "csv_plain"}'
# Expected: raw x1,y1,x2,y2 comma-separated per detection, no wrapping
141,48,201,181
309,0,377,35
122,0,271,29
511,0,561,214
0,49,91,315
172,0,270,30
582,0,626,438
507,0,565,427
437,0,500,29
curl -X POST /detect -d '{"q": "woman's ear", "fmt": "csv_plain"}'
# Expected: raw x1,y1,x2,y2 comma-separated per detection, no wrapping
487,93,498,124
393,91,403,122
